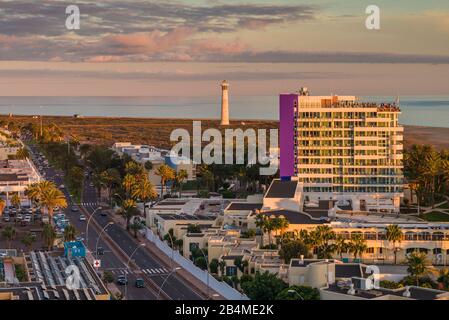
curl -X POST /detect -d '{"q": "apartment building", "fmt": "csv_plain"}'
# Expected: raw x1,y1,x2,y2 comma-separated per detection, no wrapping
280,87,404,213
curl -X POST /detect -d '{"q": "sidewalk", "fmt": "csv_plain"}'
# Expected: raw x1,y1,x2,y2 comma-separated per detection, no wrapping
107,209,224,300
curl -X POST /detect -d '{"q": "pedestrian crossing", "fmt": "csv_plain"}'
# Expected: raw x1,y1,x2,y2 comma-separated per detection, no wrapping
72,202,100,207
108,267,169,275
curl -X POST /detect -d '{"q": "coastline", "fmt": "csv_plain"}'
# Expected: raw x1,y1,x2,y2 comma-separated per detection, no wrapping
1,114,448,150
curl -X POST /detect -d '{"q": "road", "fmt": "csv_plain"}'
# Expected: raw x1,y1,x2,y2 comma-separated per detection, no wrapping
27,143,203,300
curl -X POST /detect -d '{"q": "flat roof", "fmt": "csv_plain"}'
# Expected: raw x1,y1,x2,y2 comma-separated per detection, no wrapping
226,202,263,211
256,210,328,225
265,180,298,198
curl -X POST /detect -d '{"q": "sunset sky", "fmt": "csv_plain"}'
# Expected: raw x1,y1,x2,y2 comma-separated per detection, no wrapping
0,0,448,96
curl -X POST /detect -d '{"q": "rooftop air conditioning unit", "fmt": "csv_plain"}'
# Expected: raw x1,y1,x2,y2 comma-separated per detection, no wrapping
351,277,373,291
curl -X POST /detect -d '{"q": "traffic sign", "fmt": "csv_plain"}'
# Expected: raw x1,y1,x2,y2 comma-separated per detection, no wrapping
93,259,101,268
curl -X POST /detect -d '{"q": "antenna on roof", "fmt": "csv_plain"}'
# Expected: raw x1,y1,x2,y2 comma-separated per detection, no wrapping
395,94,400,106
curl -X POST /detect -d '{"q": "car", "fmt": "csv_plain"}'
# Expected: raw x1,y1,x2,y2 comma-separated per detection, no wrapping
99,211,107,217
59,184,65,189
30,232,37,238
135,278,145,288
42,215,49,224
16,214,23,221
3,215,10,222
79,215,86,222
71,206,79,212
89,182,94,187
117,275,128,285
97,247,104,255
75,236,84,242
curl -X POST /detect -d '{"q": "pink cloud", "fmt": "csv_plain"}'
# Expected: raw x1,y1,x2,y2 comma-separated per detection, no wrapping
191,38,248,55
101,27,196,55
84,55,128,63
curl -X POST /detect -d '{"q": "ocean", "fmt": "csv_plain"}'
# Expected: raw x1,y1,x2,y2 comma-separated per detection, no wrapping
0,95,448,128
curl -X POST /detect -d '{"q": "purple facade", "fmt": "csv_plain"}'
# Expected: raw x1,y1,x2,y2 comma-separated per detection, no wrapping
279,94,297,178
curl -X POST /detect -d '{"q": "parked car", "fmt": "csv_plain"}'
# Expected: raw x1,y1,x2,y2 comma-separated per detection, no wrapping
42,215,50,224
99,211,107,217
79,215,86,222
16,214,23,221
3,215,10,222
71,206,79,212
97,247,104,255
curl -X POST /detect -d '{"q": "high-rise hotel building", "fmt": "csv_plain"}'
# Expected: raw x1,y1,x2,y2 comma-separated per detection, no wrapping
280,88,404,213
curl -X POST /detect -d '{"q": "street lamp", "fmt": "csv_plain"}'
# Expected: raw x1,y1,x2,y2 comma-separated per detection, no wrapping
197,249,210,300
157,267,181,300
164,231,175,270
124,243,145,300
287,289,304,300
95,222,114,260
85,206,103,249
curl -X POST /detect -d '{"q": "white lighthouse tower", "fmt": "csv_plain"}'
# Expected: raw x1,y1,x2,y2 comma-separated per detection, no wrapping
220,80,230,125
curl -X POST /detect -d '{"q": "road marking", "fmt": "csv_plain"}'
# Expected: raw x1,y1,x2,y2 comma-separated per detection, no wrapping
158,268,165,273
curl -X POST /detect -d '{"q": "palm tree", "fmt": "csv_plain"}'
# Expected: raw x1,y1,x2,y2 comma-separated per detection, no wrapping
40,187,67,218
10,193,21,210
119,198,140,231
174,169,188,197
386,224,402,264
0,198,5,216
2,226,16,248
131,178,157,217
278,217,289,237
63,224,77,242
349,234,367,261
21,232,36,251
156,164,175,198
122,173,136,197
255,214,267,246
437,268,449,290
406,251,430,286
334,234,349,260
42,223,56,251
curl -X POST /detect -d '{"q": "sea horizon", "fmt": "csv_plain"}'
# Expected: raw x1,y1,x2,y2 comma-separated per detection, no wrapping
0,95,448,128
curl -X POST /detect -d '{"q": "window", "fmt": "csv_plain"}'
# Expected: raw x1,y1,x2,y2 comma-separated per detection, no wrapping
226,266,237,276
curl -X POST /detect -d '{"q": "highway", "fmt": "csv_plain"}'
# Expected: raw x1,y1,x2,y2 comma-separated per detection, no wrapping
27,143,203,300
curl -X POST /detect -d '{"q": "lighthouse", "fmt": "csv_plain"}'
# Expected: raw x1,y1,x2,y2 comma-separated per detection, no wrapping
220,80,229,125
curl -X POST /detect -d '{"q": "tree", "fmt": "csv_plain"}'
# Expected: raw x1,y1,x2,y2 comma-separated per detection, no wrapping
275,286,320,300
349,234,367,260
386,224,402,264
129,220,144,238
218,260,226,276
209,258,219,274
334,234,349,260
195,256,208,270
21,232,36,251
174,169,188,197
2,226,16,248
0,198,5,216
10,193,21,209
42,223,56,250
131,177,157,217
187,224,201,233
240,271,288,300
40,187,68,218
122,174,136,197
119,198,140,231
63,224,77,242
406,251,430,286
437,268,449,290
103,271,115,284
156,164,175,198
279,239,310,263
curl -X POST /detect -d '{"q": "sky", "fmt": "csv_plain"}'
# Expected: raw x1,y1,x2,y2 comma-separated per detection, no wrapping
0,0,448,96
